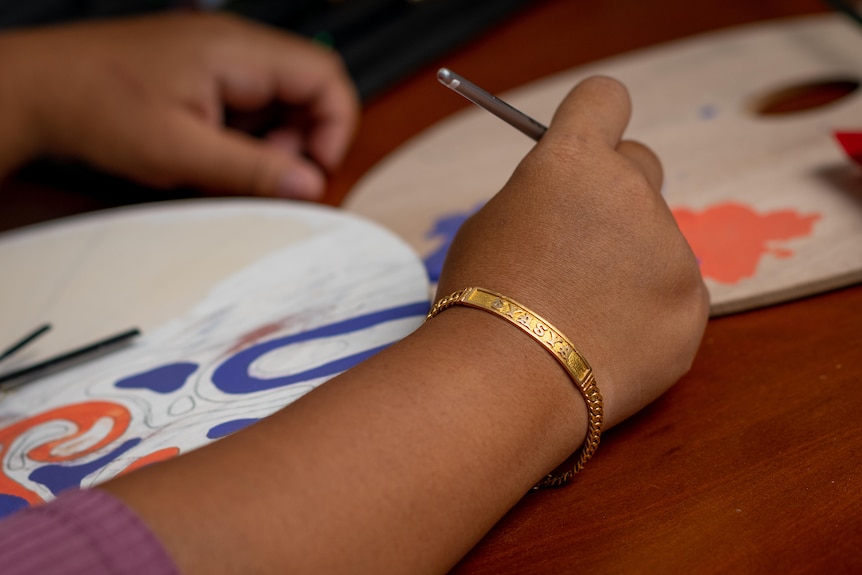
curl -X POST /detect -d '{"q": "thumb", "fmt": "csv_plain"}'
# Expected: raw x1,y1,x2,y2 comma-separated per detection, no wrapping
156,113,327,200
544,75,632,150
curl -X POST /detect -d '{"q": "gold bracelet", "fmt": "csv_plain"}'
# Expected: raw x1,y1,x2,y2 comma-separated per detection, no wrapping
427,287,603,489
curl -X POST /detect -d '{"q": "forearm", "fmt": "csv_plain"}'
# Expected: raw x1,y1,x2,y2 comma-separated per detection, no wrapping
46,74,705,575
103,306,588,574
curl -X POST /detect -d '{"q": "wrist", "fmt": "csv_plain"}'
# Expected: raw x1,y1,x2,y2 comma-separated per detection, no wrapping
417,300,590,485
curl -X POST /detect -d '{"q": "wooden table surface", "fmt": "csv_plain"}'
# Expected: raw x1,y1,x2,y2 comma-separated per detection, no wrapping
1,1,860,573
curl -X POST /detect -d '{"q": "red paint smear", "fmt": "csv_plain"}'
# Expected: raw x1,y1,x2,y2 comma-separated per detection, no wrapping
226,321,286,354
834,131,862,165
672,202,821,285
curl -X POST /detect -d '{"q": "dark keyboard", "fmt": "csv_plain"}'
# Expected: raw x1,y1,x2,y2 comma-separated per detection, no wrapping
0,0,537,101
232,0,537,101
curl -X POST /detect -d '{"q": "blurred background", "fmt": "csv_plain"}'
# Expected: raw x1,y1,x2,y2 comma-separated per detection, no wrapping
0,0,537,101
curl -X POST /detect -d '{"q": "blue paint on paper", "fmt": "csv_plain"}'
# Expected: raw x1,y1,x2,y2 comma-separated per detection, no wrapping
212,301,429,394
29,438,141,496
207,418,259,439
115,362,199,393
423,203,484,282
0,494,29,518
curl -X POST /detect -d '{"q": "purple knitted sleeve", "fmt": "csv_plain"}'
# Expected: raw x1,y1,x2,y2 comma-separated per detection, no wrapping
0,488,179,575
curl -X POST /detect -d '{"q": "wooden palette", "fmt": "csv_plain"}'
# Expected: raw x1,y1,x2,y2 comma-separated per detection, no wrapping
344,14,862,315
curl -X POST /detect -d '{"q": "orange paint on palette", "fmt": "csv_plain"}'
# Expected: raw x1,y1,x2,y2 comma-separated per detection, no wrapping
672,202,821,284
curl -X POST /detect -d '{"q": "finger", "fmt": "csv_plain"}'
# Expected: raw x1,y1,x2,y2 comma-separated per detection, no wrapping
304,90,360,172
616,140,663,193
263,127,305,156
282,57,358,172
215,27,359,172
156,112,327,200
544,76,632,149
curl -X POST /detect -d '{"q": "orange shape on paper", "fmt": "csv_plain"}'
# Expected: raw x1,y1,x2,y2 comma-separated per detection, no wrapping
120,447,181,475
0,401,131,505
672,202,821,284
